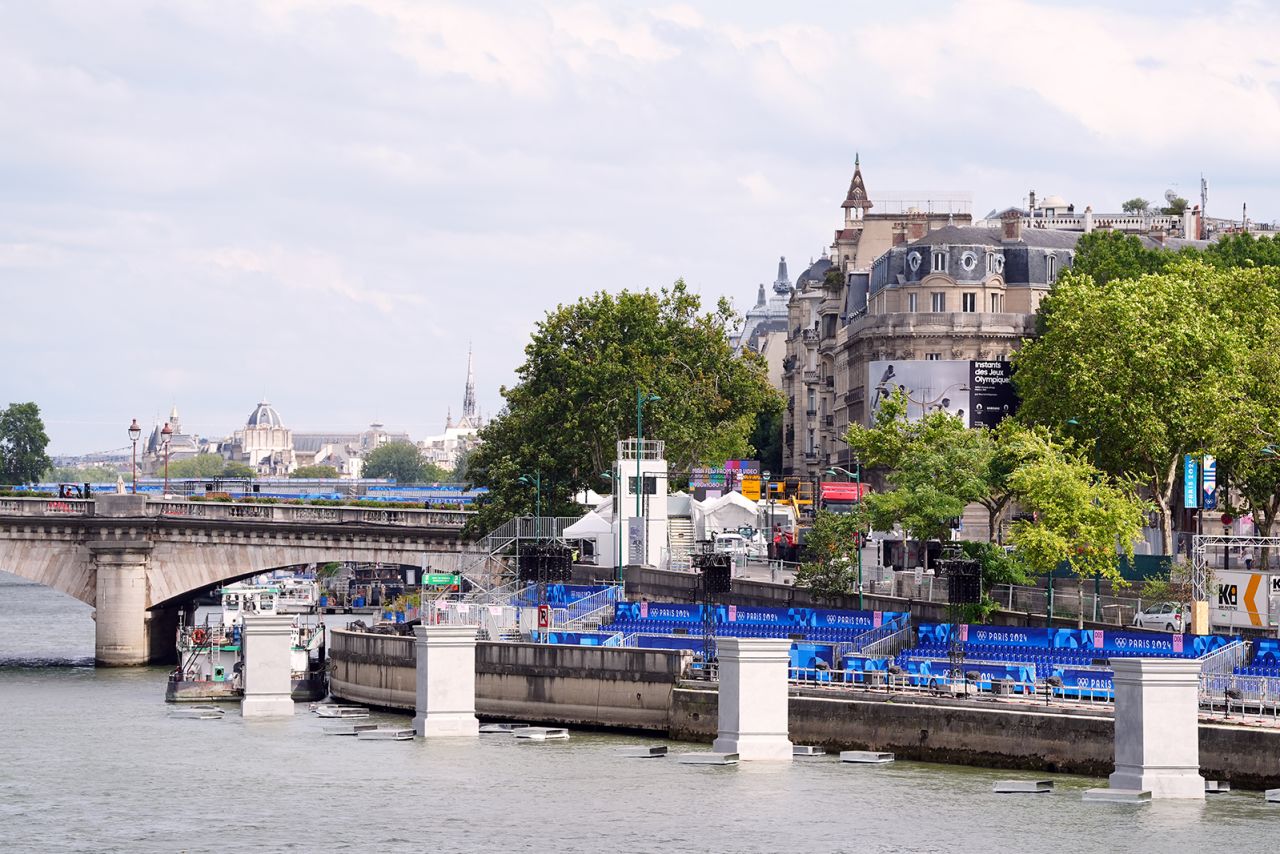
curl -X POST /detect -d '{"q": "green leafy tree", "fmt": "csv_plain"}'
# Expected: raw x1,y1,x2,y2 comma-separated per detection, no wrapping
1006,435,1148,626
845,392,991,569
292,465,339,479
450,448,473,483
1121,197,1150,214
0,403,52,484
795,508,868,599
1161,196,1189,216
1203,232,1280,270
1067,230,1174,285
362,441,447,483
467,281,780,534
46,464,120,483
748,405,783,475
166,454,255,480
1014,261,1257,556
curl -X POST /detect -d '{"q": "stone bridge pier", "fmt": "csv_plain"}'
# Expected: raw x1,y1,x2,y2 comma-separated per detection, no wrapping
0,494,470,667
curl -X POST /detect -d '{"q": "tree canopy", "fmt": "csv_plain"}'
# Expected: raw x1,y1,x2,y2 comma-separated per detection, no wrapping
1120,197,1150,214
46,464,120,483
1014,260,1272,555
166,455,256,480
845,392,991,567
795,508,868,599
0,403,51,485
291,464,339,479
466,280,781,534
362,441,448,483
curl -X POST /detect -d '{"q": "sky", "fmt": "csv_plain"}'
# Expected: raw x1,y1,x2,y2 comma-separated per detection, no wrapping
3,0,1278,455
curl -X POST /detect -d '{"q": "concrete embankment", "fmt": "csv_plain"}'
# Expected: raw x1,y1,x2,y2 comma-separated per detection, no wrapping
329,628,690,730
329,629,1280,790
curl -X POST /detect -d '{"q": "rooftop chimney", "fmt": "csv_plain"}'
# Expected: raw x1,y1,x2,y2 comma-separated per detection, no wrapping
1001,209,1023,243
1083,206,1095,234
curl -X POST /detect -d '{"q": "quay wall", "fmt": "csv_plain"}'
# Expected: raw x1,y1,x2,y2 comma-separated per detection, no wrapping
331,628,1280,789
329,628,689,731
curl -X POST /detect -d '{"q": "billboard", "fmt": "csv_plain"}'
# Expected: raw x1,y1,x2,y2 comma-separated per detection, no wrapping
867,360,1017,428
969,361,1018,428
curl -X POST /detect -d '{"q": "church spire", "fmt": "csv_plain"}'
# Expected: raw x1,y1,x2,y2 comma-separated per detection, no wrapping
462,344,477,421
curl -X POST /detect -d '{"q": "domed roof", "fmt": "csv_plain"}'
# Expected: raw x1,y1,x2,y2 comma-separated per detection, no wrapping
247,401,285,429
1040,194,1069,210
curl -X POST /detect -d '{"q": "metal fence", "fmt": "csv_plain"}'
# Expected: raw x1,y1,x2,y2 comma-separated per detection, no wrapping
885,573,1145,626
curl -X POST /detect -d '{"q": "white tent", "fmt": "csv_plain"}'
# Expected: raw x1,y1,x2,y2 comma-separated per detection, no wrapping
696,490,759,539
562,509,617,568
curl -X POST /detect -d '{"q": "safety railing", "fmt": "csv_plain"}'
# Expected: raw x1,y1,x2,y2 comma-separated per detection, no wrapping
848,617,913,659
1198,640,1248,678
429,599,521,641
559,585,624,629
786,666,1117,706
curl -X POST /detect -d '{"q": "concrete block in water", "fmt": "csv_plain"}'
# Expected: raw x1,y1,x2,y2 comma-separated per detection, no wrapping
840,751,894,764
994,780,1053,793
1204,780,1231,794
619,746,668,758
678,752,739,765
1083,788,1151,804
793,745,826,756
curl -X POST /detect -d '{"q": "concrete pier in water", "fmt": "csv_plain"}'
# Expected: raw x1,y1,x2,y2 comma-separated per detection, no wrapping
241,613,296,718
1085,658,1205,801
413,625,480,737
711,637,793,761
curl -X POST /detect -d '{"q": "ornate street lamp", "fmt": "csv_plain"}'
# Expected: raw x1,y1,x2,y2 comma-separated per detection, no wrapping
127,418,142,495
160,421,173,496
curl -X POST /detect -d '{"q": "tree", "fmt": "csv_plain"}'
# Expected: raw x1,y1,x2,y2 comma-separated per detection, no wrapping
166,454,256,480
362,441,446,483
1121,197,1150,214
845,392,991,568
292,465,339,479
450,448,472,483
1006,434,1148,626
1203,232,1280,270
467,280,780,533
1161,196,1189,216
1014,261,1257,557
748,405,783,475
46,464,121,483
0,403,52,484
1067,230,1174,285
795,508,868,599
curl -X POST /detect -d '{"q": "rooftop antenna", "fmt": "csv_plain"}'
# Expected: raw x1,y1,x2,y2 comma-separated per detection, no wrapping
1200,175,1209,239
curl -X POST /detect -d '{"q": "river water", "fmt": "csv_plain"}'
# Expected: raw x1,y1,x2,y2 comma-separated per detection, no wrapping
1,570,1277,853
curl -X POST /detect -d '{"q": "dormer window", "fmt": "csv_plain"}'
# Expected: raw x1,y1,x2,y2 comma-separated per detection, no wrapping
1047,255,1058,283
931,250,947,273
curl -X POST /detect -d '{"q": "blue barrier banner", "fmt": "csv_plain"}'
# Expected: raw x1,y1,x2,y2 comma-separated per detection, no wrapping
518,585,614,606
1256,639,1280,663
617,602,906,630
1051,666,1113,698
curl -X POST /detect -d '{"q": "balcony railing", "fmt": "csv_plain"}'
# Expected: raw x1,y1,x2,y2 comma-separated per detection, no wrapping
802,370,819,384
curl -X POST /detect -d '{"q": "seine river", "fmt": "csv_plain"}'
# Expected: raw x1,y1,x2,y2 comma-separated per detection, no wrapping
1,571,1277,853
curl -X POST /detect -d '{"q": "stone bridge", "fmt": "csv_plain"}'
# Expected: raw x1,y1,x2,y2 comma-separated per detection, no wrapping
0,494,470,665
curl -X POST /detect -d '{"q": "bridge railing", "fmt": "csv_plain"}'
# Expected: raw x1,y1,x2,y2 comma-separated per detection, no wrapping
0,496,472,528
0,497,94,516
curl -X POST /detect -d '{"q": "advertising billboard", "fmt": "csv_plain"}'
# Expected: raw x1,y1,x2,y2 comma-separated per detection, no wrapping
1212,570,1280,630
867,360,1017,428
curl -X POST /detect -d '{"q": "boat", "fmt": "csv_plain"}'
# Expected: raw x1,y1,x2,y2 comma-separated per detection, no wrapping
165,581,328,703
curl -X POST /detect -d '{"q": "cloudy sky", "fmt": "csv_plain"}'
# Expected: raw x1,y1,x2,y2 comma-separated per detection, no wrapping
3,0,1277,455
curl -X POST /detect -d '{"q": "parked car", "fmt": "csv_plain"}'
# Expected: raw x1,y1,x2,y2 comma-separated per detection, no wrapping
1132,601,1188,633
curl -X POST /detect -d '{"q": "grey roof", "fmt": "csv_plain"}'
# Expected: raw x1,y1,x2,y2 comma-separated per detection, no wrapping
796,257,834,289
246,401,285,429
906,225,1081,250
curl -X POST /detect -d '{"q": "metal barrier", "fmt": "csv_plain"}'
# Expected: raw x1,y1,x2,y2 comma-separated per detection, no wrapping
1199,639,1248,678
848,618,912,659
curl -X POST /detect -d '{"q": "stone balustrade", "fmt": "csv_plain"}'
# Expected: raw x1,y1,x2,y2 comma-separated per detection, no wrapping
0,496,471,528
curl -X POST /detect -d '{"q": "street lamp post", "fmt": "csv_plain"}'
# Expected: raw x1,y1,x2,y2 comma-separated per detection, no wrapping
127,419,142,495
160,421,173,497
826,463,864,609
762,470,773,557
635,390,660,565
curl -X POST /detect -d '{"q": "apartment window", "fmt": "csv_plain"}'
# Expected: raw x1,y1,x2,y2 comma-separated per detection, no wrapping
962,293,976,312
807,389,816,413
931,292,946,312
990,292,1002,312
1046,254,1058,283
932,250,947,273
908,292,918,313
807,429,815,454
925,353,942,361
985,252,995,274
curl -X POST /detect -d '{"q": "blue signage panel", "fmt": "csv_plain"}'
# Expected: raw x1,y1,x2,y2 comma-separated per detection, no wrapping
1203,455,1217,511
1184,455,1199,509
